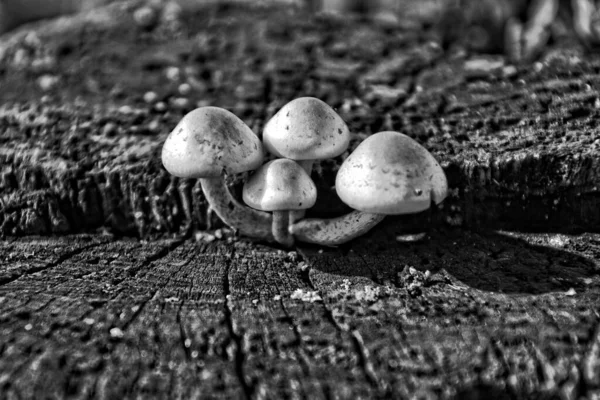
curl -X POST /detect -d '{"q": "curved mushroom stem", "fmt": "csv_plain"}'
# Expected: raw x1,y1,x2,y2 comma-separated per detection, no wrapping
289,211,385,246
272,211,294,247
200,177,274,242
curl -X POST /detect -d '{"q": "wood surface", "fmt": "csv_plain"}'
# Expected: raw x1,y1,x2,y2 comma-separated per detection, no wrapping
1,231,600,399
0,1,599,398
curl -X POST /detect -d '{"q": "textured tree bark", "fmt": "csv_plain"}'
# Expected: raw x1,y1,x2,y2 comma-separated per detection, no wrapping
0,1,598,238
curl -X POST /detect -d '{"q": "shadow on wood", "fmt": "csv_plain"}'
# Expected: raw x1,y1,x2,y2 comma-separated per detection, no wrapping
452,383,514,400
299,216,600,294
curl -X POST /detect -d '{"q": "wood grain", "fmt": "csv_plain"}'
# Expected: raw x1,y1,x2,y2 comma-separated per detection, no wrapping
1,231,599,398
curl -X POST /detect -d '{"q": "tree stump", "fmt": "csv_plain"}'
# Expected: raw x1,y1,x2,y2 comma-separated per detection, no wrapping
0,2,599,398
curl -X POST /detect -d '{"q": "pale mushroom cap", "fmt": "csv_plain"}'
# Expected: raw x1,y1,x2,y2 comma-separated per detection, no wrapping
336,131,448,215
243,159,317,211
263,97,350,160
161,107,263,178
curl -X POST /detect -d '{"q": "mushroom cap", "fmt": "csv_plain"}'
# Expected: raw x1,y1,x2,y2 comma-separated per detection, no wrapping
161,107,264,178
263,97,350,160
243,159,317,211
335,131,448,215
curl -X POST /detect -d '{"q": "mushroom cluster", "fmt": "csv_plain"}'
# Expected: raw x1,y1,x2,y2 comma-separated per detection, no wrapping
161,98,448,247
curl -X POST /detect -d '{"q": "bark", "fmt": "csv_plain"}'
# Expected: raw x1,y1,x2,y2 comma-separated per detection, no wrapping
0,1,598,238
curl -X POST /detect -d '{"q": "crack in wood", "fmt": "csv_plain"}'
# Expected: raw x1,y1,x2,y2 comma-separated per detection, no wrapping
0,240,106,287
582,318,600,390
176,300,192,362
530,342,557,392
223,248,255,400
110,238,186,287
350,329,386,393
119,290,161,332
488,338,519,397
269,262,316,377
295,248,386,395
0,296,35,319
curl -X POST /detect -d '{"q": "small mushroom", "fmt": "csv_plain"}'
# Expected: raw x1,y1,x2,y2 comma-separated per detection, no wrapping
243,159,317,247
289,131,448,246
263,97,349,222
162,106,274,241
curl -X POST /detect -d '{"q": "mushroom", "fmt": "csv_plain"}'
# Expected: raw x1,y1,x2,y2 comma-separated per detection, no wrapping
289,131,448,246
161,106,274,241
243,159,317,247
263,97,350,174
263,96,349,222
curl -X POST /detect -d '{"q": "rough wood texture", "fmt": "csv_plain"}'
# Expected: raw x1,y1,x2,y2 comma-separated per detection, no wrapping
1,1,600,398
1,230,599,399
0,1,597,237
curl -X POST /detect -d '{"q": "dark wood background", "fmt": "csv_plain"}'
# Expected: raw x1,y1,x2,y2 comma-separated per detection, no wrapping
1,1,599,398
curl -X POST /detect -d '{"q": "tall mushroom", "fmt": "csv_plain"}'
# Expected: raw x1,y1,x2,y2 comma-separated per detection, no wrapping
243,159,317,247
289,131,448,246
263,97,350,174
263,97,350,223
161,106,274,241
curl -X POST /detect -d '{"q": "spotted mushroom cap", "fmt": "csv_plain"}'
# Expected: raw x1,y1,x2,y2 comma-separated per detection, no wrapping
263,97,350,160
243,159,317,211
162,107,264,178
335,131,448,215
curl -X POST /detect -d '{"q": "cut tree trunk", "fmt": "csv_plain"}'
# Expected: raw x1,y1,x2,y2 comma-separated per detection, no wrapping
0,0,598,237
0,1,600,399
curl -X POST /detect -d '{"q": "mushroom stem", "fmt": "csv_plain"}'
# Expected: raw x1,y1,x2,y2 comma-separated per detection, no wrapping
272,211,294,247
289,211,385,246
200,177,274,241
297,160,314,174
290,160,314,224
289,210,304,224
